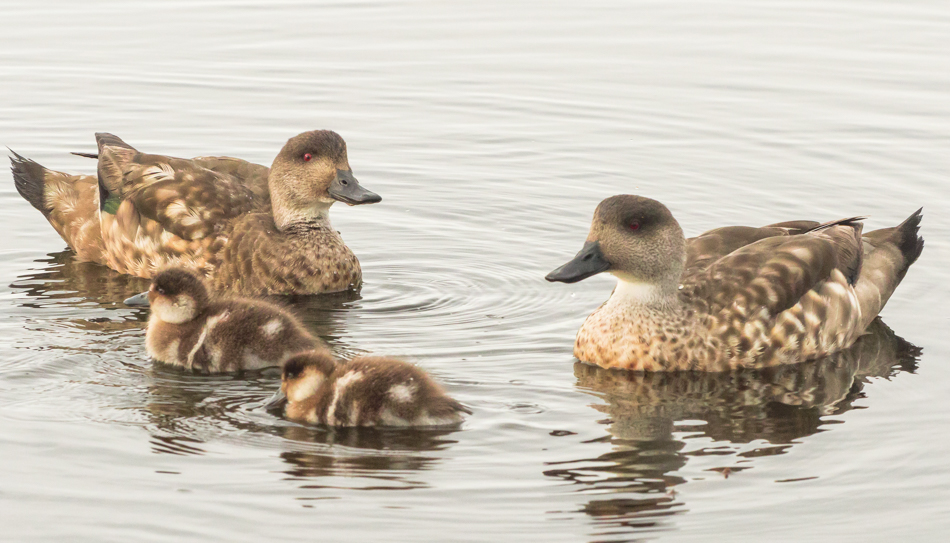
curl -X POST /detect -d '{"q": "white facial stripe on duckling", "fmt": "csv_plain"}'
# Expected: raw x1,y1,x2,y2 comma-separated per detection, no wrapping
287,369,326,403
186,312,227,368
325,370,364,426
262,318,283,338
153,294,198,324
387,382,417,403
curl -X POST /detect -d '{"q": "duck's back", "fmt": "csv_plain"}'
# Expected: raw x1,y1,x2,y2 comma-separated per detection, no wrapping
678,218,866,369
95,135,269,275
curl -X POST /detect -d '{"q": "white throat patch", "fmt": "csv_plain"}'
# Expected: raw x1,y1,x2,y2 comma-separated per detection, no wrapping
153,295,198,324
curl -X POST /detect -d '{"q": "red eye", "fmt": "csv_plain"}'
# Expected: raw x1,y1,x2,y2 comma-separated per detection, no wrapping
629,221,641,231
303,153,312,162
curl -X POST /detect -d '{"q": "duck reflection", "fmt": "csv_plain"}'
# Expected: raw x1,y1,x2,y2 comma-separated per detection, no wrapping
9,250,150,331
547,318,920,538
10,251,366,351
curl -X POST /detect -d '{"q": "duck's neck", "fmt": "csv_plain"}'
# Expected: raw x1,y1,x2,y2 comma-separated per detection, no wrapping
607,275,682,313
271,193,334,232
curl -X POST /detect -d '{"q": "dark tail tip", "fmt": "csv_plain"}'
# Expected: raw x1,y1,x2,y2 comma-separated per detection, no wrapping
71,151,99,159
9,150,51,218
897,207,924,266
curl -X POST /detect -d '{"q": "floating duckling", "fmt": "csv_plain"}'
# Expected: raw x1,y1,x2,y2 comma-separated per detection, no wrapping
268,351,471,427
10,130,380,295
546,195,923,371
125,267,326,373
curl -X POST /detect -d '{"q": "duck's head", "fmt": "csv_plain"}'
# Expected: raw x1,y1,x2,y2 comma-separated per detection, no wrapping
265,350,338,412
124,267,210,324
546,195,686,290
269,130,381,229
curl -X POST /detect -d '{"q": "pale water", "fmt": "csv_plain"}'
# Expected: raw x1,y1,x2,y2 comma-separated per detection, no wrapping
1,1,948,541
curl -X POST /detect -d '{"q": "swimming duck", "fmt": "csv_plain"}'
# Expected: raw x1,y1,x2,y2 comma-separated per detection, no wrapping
125,267,326,373
268,351,471,427
10,130,380,295
546,195,923,371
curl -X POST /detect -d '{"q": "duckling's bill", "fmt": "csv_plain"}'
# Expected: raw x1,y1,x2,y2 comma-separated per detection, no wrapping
328,169,381,205
545,241,611,283
124,291,150,306
263,388,288,412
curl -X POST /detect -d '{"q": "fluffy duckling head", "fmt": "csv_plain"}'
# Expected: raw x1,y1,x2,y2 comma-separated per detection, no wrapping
268,130,381,230
280,350,338,403
124,267,210,324
546,195,687,290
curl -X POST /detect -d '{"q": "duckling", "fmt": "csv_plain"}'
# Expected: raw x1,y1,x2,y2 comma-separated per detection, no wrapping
10,130,380,295
269,351,471,427
546,195,923,371
125,267,326,372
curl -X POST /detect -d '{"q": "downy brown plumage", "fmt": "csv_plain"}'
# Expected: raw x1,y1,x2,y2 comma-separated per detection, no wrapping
125,267,326,373
10,130,380,295
546,195,923,371
269,351,471,427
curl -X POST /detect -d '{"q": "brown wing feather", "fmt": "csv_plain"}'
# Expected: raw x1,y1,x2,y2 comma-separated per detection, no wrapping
96,144,266,241
682,220,864,320
126,155,260,240
192,156,271,205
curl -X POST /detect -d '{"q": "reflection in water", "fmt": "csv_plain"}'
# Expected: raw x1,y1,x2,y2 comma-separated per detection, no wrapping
547,319,920,541
277,424,460,491
9,251,150,332
9,251,365,354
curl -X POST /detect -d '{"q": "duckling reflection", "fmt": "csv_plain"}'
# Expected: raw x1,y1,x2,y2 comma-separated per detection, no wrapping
276,424,460,485
546,319,919,535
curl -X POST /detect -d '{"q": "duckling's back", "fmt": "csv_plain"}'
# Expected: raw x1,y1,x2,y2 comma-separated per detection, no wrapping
317,357,469,427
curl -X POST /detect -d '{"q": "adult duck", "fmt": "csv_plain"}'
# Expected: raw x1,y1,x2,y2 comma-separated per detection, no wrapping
10,130,380,295
546,195,923,371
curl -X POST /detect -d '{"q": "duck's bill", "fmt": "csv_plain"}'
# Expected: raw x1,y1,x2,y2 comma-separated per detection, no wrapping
124,291,150,306
329,169,382,205
545,241,611,283
263,388,288,412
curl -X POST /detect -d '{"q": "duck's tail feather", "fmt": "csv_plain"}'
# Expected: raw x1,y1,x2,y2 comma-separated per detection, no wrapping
8,150,107,263
71,151,98,159
9,150,53,218
854,209,924,329
894,208,924,270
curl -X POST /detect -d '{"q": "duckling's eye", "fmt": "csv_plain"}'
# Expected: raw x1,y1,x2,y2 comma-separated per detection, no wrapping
157,287,166,295
628,221,641,231
303,153,312,162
